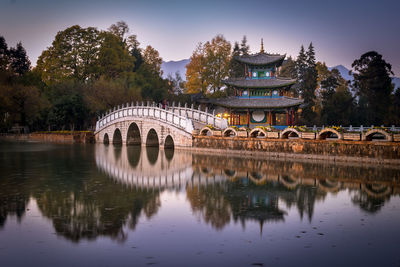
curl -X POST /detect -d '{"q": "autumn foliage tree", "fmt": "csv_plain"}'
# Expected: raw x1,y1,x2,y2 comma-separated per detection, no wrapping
186,35,231,95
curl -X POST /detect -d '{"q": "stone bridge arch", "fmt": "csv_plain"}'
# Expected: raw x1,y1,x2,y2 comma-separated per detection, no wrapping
363,129,393,141
146,128,159,147
164,135,174,149
95,117,192,147
280,128,300,139
103,133,109,145
112,128,122,145
126,122,141,145
317,128,344,140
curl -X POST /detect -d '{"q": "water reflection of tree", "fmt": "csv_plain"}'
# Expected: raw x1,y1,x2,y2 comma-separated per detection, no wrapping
0,144,161,243
186,183,231,230
34,177,160,243
0,146,31,228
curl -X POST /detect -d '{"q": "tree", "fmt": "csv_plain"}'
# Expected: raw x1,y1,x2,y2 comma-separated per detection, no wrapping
320,67,354,125
295,45,307,96
229,41,243,78
167,71,185,95
84,74,141,115
185,43,208,94
0,83,46,128
351,51,394,125
9,42,31,75
36,25,102,84
296,43,318,124
108,21,129,41
203,34,231,93
97,32,135,79
280,56,297,79
142,45,162,77
186,35,231,94
392,88,400,125
0,36,9,73
127,35,143,72
240,35,250,55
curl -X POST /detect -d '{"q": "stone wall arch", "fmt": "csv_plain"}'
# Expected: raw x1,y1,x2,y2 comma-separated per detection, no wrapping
126,122,141,145
223,127,238,137
317,128,343,140
200,127,213,136
280,128,300,139
249,128,267,138
112,128,122,145
364,129,393,141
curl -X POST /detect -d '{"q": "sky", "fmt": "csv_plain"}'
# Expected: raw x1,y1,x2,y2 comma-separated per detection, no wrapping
1,0,399,75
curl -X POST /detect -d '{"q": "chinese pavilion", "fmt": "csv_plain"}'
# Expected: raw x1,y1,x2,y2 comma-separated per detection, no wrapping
212,40,303,129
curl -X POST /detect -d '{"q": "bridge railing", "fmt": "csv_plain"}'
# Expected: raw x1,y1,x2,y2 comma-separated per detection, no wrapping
95,102,195,133
305,125,400,132
95,102,228,133
166,103,228,129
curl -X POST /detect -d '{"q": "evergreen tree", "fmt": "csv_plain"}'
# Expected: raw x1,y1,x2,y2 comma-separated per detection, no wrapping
296,43,317,124
295,45,307,96
240,35,250,55
9,42,31,75
0,36,9,72
302,43,318,124
279,56,297,79
127,35,143,72
228,41,243,78
351,51,393,125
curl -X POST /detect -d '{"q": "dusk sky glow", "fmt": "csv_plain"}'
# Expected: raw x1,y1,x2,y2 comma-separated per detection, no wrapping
1,0,399,75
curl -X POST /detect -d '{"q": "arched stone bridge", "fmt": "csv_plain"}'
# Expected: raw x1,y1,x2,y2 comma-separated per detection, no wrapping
94,102,228,147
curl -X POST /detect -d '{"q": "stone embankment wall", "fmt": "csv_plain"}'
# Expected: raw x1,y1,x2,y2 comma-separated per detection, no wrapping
192,136,400,164
0,132,94,143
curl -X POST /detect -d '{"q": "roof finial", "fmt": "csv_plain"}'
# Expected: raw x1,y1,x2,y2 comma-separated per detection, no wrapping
260,38,264,53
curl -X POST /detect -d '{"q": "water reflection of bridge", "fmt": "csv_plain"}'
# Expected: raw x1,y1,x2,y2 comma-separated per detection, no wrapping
95,145,229,190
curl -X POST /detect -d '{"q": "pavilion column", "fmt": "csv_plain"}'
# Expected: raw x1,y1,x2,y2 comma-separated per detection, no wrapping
286,109,289,125
291,109,294,125
268,111,272,125
247,110,250,127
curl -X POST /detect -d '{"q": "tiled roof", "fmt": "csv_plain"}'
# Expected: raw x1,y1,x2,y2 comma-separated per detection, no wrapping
235,53,285,66
224,77,296,88
211,96,304,109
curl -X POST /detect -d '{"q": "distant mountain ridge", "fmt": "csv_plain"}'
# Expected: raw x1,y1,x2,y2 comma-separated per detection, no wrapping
161,59,400,90
161,59,190,79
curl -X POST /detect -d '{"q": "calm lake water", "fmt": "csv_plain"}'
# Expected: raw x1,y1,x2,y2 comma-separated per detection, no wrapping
1,141,400,267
